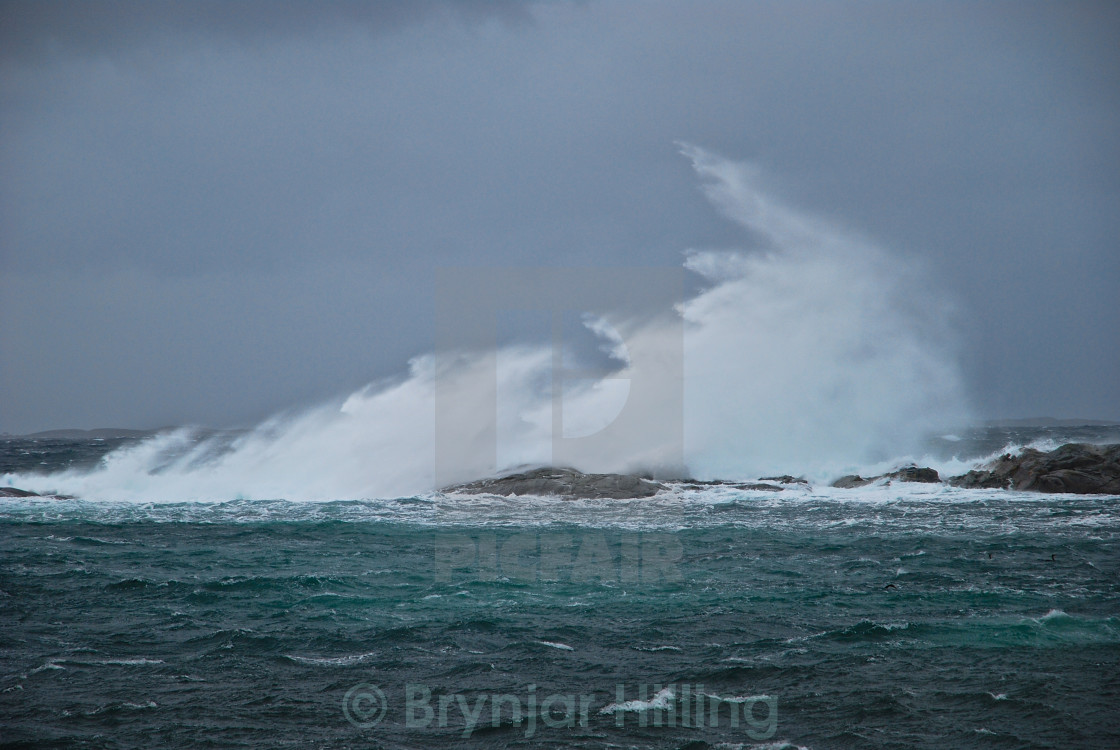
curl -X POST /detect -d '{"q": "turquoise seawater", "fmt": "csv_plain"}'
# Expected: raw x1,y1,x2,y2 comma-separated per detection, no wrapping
1,437,1119,748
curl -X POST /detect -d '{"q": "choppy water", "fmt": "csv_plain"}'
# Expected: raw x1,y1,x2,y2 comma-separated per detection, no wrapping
2,432,1119,749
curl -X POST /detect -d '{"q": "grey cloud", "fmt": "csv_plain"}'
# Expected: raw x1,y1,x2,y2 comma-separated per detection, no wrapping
0,0,532,62
1,0,1117,433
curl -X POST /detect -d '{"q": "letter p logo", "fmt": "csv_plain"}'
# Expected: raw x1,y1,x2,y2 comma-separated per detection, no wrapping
434,267,684,487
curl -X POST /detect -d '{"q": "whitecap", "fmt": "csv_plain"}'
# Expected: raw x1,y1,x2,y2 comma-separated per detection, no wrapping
599,685,674,714
29,661,65,674
1040,609,1071,622
534,640,574,651
62,658,164,666
631,645,682,652
285,652,378,666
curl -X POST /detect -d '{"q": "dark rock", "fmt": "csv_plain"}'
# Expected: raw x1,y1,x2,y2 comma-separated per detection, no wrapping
760,475,810,485
949,443,1120,495
831,474,876,489
0,486,41,497
832,466,939,488
445,467,665,500
949,469,1010,490
886,466,940,483
677,479,785,491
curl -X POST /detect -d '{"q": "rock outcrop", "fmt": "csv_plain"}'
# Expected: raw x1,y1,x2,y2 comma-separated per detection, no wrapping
760,475,810,486
9,443,1113,501
444,467,665,500
831,466,940,489
949,443,1120,495
831,474,876,489
885,466,940,483
677,479,784,491
0,487,41,498
829,446,1119,495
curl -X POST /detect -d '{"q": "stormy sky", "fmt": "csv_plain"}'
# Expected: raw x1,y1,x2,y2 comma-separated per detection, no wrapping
1,0,1118,434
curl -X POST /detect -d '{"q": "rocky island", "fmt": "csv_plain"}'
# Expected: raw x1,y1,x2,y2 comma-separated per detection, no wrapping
443,467,666,500
4,444,1118,500
443,443,1120,499
948,442,1120,494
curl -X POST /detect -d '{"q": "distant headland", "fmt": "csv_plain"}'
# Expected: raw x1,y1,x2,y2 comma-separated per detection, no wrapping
1,428,169,440
982,417,1120,428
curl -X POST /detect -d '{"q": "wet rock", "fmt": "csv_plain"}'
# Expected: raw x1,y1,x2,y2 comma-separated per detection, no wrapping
0,487,41,497
831,474,876,489
445,467,665,499
676,479,785,491
832,466,939,488
760,475,810,485
949,443,1120,495
885,466,940,483
949,469,1010,490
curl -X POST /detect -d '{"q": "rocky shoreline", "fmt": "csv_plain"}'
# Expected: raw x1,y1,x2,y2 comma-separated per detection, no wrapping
947,442,1120,495
444,443,1120,499
4,443,1118,501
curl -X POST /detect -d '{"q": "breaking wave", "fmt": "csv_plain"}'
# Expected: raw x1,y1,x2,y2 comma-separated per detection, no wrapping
8,146,967,501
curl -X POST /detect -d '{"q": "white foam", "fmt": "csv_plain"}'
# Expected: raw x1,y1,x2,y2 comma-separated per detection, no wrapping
284,652,377,666
599,685,675,714
29,661,65,674
710,692,776,703
534,640,574,651
632,645,682,652
1040,609,1071,622
42,657,164,668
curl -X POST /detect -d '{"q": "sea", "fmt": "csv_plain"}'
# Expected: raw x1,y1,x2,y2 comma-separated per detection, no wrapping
2,425,1118,749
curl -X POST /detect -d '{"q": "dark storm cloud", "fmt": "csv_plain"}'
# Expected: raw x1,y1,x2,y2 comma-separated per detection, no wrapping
1,0,1117,433
0,0,531,61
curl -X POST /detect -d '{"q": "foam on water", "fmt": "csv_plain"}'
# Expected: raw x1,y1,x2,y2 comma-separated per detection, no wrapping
535,641,574,651
600,685,676,714
284,652,379,667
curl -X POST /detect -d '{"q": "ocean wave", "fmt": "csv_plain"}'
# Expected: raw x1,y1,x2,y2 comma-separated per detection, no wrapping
631,644,682,652
283,652,378,666
534,640,574,651
46,657,164,667
599,685,675,714
1,486,1115,534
